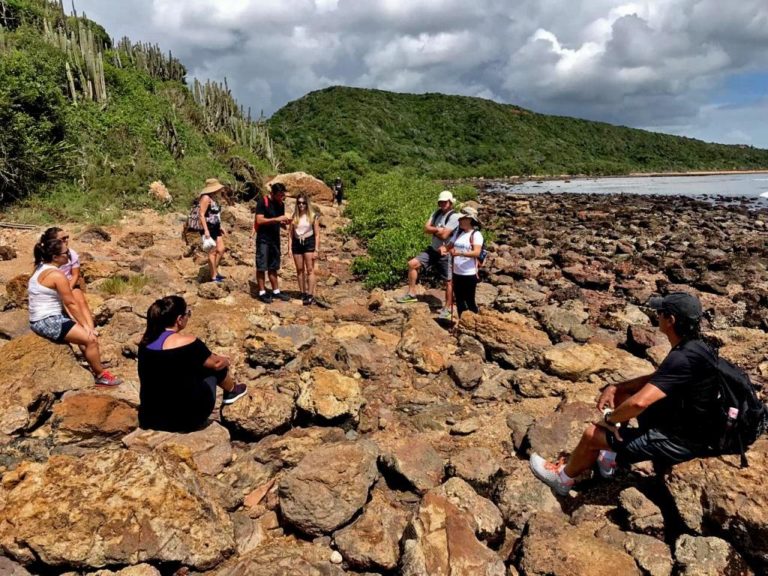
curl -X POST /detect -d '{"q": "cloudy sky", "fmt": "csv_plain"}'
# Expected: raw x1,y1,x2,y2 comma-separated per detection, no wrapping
77,0,768,148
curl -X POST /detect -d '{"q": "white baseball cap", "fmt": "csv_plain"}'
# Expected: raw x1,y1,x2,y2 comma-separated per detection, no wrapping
437,190,454,203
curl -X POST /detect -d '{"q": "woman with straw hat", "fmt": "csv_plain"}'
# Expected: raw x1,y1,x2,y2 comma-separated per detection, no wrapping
198,178,227,283
440,206,484,319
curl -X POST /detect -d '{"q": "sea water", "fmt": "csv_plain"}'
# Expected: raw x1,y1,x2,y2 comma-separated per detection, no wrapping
488,173,768,207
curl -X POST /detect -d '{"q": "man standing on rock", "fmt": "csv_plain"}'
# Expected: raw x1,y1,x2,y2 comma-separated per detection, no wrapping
530,293,722,495
397,190,460,320
252,182,292,304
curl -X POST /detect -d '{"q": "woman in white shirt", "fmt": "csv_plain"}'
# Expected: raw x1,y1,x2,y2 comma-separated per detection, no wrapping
288,192,321,305
441,206,483,318
28,238,122,387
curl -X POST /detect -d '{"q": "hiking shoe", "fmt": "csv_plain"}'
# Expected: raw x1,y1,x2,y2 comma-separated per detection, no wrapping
438,308,452,321
258,292,273,304
529,453,574,496
95,370,123,387
396,293,418,304
222,383,247,405
272,291,291,302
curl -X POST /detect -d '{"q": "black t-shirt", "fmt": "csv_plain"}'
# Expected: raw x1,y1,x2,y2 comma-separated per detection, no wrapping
256,195,285,244
646,339,720,445
138,338,216,432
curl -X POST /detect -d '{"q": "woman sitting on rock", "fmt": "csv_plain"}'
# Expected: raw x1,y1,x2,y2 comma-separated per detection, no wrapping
440,206,484,319
41,227,95,332
28,238,122,386
288,192,321,305
137,295,247,432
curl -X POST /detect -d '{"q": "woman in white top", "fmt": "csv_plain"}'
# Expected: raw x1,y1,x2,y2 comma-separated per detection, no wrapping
28,238,122,387
441,206,484,318
288,192,321,305
41,227,95,331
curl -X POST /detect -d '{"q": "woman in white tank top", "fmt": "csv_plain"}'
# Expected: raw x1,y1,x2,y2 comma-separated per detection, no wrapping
288,192,321,305
28,238,122,387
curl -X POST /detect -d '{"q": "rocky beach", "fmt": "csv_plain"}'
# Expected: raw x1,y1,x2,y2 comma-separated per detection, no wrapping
0,188,767,576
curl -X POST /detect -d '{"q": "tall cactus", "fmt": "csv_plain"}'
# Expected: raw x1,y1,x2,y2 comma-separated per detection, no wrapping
113,36,186,83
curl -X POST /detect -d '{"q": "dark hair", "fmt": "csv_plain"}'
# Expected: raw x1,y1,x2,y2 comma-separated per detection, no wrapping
270,182,287,195
139,296,187,348
33,238,66,268
663,311,702,342
41,227,63,244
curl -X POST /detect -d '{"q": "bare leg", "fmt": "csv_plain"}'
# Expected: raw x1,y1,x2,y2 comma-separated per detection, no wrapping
267,270,279,291
563,424,612,477
208,251,217,281
214,237,225,274
445,279,454,308
305,252,317,297
407,259,421,294
71,288,95,331
293,253,305,294
256,270,266,292
219,371,235,392
64,324,104,376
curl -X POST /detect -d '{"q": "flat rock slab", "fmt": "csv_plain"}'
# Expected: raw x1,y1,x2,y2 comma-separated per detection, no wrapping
214,538,344,576
52,390,138,446
494,461,562,532
334,488,410,572
273,324,315,350
527,401,597,460
251,426,346,469
380,437,445,494
446,447,502,495
278,440,379,536
400,492,505,576
0,448,234,570
674,534,754,576
0,334,93,435
122,421,232,475
0,309,30,339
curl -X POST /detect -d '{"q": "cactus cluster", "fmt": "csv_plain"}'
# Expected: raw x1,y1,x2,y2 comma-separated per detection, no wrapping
43,16,108,104
192,78,281,171
113,37,186,83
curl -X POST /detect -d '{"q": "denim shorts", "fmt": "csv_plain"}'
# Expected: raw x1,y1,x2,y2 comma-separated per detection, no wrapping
30,314,76,343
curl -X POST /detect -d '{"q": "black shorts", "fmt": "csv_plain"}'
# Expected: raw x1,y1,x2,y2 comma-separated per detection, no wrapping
256,241,281,271
292,235,316,254
200,222,222,241
605,426,711,467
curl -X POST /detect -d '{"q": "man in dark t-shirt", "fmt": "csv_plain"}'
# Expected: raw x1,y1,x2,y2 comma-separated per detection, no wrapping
530,292,720,496
252,182,291,304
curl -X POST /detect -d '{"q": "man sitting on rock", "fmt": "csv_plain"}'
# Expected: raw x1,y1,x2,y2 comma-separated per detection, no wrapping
397,190,460,321
530,292,720,495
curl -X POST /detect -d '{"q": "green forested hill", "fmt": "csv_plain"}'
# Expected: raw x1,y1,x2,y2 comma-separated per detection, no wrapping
0,0,277,223
269,86,768,181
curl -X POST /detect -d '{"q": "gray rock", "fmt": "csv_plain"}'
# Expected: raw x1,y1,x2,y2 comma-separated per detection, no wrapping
674,534,754,576
619,487,665,535
273,324,316,350
448,356,485,390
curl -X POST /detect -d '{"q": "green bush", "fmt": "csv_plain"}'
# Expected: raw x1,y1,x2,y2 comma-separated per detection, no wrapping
347,171,477,288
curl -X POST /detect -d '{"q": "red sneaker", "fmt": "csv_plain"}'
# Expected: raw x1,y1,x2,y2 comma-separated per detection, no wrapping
95,370,123,387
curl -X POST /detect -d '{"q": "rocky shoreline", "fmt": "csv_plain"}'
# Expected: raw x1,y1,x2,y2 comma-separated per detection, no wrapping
0,190,766,576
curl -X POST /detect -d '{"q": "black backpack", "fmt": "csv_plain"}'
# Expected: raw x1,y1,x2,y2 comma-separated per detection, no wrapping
686,340,768,467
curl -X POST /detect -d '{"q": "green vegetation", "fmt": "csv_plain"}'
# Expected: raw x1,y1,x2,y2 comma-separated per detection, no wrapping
0,0,278,224
347,171,476,288
270,86,768,180
98,274,151,296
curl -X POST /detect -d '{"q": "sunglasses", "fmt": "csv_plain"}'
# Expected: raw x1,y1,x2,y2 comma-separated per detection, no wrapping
183,309,193,318
60,235,70,241
297,201,307,205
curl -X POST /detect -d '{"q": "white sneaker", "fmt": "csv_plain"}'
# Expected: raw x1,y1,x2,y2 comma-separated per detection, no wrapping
438,308,452,321
529,453,574,496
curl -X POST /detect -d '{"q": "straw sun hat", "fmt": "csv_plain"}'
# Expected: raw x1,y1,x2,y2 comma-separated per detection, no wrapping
458,206,481,227
199,178,225,196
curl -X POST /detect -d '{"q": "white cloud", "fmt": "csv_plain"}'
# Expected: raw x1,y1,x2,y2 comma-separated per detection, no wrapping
76,0,768,148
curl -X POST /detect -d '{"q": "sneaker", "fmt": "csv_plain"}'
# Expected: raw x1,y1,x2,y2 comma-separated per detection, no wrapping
213,277,224,283
215,274,226,281
529,453,574,496
95,370,123,387
222,383,247,405
396,293,418,304
438,308,452,321
303,295,315,306
272,291,291,302
597,450,618,479
258,292,273,304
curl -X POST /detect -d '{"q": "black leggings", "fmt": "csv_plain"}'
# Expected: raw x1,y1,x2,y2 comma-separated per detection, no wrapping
453,274,478,316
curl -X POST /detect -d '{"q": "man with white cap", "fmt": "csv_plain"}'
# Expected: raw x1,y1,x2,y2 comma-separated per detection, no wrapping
397,190,460,320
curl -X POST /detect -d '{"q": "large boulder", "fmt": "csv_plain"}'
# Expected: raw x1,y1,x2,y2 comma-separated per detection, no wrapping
333,488,410,571
0,309,30,339
665,438,768,569
527,401,597,460
122,421,232,475
674,534,754,576
396,310,456,374
431,477,505,544
380,436,445,494
542,342,654,382
266,172,334,204
494,462,562,533
250,426,346,469
0,334,93,435
518,512,642,576
296,368,364,423
5,274,30,309
400,492,505,576
51,390,138,446
458,309,551,368
278,440,379,536
0,448,235,570
220,380,294,439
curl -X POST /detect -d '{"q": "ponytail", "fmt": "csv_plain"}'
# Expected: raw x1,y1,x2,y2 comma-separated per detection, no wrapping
33,238,65,269
139,295,187,348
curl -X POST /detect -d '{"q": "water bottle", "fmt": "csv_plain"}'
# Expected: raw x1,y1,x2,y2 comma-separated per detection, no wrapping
598,408,618,478
719,407,739,450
